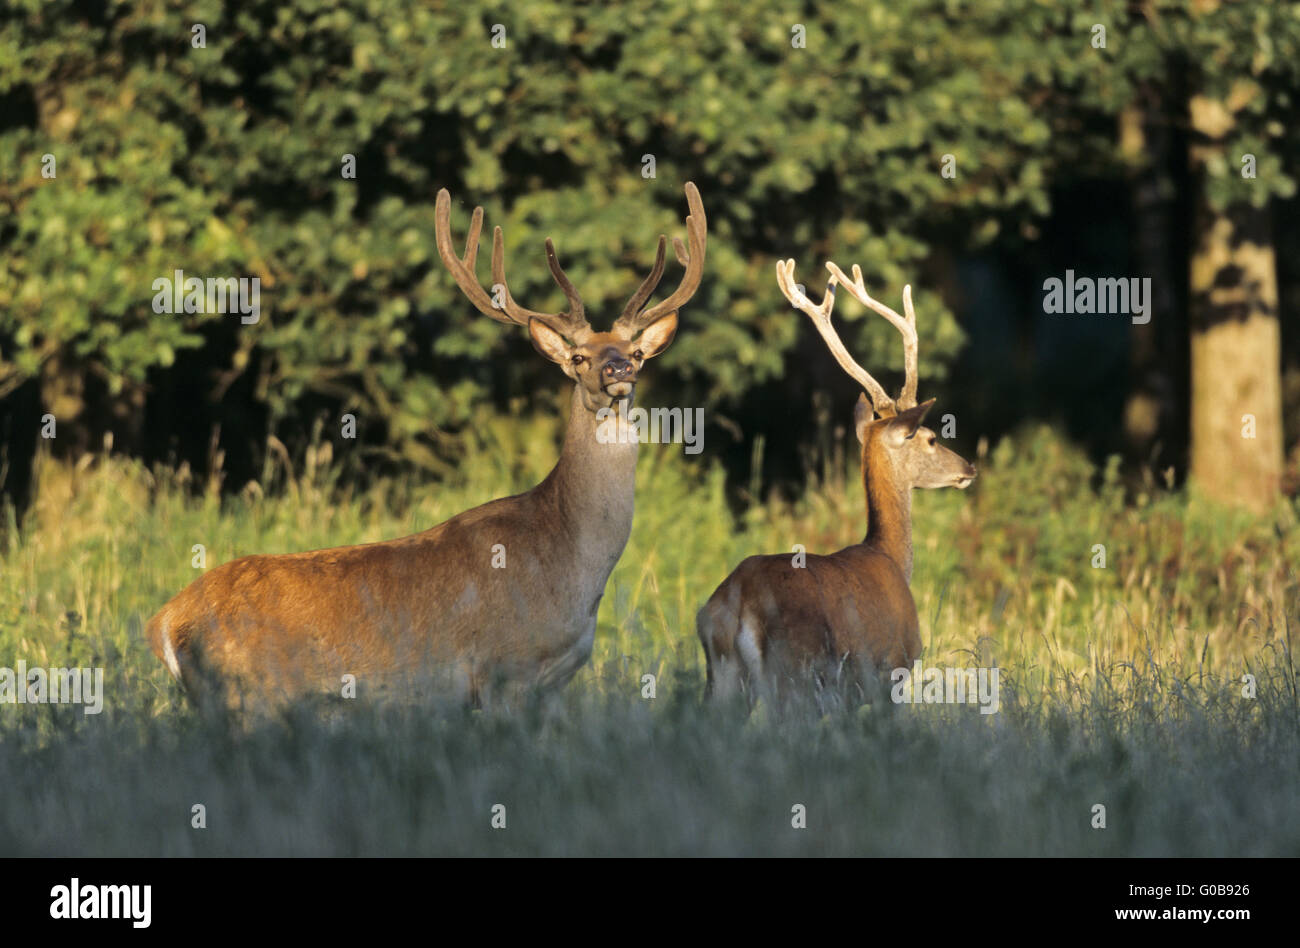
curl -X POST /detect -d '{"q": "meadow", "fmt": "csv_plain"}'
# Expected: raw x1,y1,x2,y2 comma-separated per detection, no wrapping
1,410,1297,856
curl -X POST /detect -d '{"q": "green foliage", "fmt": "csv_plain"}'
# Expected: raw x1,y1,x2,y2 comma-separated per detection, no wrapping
3,0,1297,469
0,0,1123,460
1089,0,1300,208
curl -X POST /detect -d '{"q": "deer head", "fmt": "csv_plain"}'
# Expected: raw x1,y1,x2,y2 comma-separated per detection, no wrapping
435,184,706,413
776,259,976,493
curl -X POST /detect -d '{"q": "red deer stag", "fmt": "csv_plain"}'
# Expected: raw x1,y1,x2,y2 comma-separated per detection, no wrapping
696,258,974,712
148,183,706,710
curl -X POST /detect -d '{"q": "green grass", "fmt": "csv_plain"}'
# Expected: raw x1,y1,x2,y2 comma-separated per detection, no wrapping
1,416,1298,855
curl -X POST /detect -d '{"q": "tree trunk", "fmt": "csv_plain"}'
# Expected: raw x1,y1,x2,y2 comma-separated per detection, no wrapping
1186,85,1284,512
1188,187,1283,511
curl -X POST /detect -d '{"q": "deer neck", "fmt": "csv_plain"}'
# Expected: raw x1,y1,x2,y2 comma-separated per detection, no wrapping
862,442,914,582
537,386,639,576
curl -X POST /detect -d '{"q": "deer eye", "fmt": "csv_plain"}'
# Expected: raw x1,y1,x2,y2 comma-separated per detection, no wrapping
571,354,585,366
632,349,643,360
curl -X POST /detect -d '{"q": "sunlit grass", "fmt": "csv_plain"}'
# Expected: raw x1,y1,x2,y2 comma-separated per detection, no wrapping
0,419,1297,854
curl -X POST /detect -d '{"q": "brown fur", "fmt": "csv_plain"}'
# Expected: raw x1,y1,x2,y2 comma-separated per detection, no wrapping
697,399,975,711
148,386,643,710
149,182,706,713
148,319,689,711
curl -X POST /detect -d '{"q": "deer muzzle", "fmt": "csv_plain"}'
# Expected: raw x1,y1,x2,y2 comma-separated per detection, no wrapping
602,358,635,397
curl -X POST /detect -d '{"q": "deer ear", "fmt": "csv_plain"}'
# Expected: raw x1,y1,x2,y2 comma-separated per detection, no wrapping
635,312,678,359
529,318,572,365
854,393,873,444
885,398,936,445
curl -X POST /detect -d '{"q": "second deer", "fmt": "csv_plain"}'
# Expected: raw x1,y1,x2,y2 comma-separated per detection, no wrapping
696,258,975,713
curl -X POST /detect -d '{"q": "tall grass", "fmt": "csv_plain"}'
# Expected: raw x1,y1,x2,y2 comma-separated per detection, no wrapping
0,416,1297,855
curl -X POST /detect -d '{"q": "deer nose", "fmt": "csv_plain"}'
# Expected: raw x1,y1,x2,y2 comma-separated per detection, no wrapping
603,359,634,381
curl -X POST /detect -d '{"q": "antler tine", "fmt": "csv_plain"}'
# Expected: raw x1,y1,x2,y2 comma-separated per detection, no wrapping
825,262,920,410
437,187,590,341
614,181,708,337
618,236,667,322
899,284,918,409
543,238,587,326
486,226,591,341
775,259,894,415
487,226,544,327
435,188,515,324
671,236,689,266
